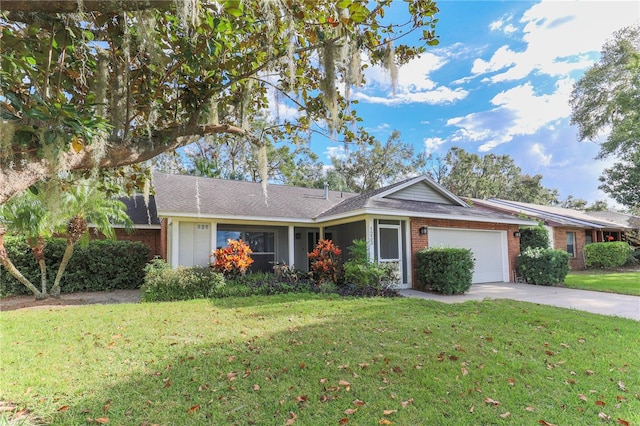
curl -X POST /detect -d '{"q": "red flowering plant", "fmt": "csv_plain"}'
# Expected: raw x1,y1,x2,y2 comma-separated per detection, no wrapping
211,239,254,278
307,239,342,285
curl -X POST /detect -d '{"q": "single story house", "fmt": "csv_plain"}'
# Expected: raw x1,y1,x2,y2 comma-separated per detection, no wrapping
153,172,536,288
470,198,635,269
89,194,162,259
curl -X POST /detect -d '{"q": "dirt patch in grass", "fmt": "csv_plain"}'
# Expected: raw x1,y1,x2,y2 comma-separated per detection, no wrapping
0,289,141,312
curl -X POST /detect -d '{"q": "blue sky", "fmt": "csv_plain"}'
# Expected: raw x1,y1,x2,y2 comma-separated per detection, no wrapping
308,1,639,206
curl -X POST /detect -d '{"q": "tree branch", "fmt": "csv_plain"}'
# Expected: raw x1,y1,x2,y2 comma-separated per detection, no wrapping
1,1,174,13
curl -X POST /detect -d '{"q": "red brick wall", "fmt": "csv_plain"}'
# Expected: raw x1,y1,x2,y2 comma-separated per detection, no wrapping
111,228,162,259
552,227,586,269
410,218,521,288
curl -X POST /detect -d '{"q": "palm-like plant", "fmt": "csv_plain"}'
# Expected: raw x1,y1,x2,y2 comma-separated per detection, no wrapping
0,190,60,299
50,181,133,298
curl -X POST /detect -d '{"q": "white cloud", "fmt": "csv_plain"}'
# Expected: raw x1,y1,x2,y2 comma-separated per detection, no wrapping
489,15,518,34
529,143,552,167
355,51,469,105
423,137,446,153
446,78,574,151
324,145,348,160
476,1,640,82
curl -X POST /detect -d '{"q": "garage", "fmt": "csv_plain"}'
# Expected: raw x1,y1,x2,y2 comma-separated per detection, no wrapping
428,227,509,283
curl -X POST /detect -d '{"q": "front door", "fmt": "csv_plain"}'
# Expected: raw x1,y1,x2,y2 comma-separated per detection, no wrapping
377,224,402,286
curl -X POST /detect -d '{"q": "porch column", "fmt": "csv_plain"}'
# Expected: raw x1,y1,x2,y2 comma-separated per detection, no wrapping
210,222,217,262
171,218,180,268
288,225,295,266
404,220,412,287
365,217,375,262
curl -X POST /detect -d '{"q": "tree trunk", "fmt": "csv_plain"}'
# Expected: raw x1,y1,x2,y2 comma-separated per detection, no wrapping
30,237,48,296
0,232,46,300
1,123,251,204
50,242,74,299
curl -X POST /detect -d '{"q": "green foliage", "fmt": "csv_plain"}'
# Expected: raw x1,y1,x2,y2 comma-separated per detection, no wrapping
519,225,550,250
343,239,399,289
415,247,475,295
438,147,559,203
570,25,640,209
141,259,226,302
583,242,632,269
330,130,427,192
1,0,441,203
1,237,149,297
517,247,570,285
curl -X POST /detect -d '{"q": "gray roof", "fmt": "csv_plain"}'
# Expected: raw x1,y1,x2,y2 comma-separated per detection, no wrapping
471,198,631,229
154,172,535,226
153,172,356,221
586,211,640,229
120,195,160,226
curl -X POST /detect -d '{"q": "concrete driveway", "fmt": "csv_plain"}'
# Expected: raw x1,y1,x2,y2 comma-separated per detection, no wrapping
400,282,640,321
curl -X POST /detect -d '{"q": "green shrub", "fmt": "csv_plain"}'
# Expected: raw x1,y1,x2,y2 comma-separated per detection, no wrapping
519,225,549,250
1,236,149,297
415,247,474,295
583,242,632,268
343,239,400,290
517,247,569,285
141,259,226,302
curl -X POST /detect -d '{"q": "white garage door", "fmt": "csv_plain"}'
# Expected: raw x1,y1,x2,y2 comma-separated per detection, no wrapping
428,228,508,283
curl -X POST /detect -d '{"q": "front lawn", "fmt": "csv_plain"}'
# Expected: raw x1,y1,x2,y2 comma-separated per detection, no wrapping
564,270,640,296
1,295,638,425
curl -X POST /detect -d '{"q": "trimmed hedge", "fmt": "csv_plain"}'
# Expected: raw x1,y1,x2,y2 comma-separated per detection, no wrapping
0,236,149,297
519,225,549,250
583,242,632,269
517,247,569,285
416,247,475,295
141,259,227,302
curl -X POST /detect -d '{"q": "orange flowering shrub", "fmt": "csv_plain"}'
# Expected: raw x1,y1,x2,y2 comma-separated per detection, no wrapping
211,239,254,277
307,239,342,284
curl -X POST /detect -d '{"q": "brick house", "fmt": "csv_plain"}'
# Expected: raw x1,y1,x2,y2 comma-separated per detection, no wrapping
470,199,635,269
152,172,536,288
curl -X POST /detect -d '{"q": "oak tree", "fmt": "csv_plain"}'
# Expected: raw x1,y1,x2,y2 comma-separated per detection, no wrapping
0,0,440,203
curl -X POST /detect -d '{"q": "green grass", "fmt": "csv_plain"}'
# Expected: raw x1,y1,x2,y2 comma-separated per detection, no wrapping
564,271,640,296
1,295,639,425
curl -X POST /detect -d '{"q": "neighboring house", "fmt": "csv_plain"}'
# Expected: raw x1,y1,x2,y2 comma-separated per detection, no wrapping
153,172,536,288
90,195,162,259
470,198,635,269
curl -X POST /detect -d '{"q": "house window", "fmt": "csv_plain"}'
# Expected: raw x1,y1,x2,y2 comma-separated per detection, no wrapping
566,232,576,257
216,230,276,271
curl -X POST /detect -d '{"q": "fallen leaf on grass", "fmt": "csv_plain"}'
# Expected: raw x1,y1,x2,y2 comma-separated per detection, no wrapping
500,412,511,418
338,418,349,425
578,394,588,402
188,405,200,414
401,398,414,408
253,384,260,391
595,400,606,406
353,400,365,407
599,412,611,421
95,418,110,424
383,409,397,415
58,406,70,412
525,406,535,412
618,381,626,391
484,397,500,407
379,419,393,425
507,378,516,385
344,408,357,415
286,411,297,425
469,405,475,413
617,418,630,426
538,420,557,426
585,370,594,375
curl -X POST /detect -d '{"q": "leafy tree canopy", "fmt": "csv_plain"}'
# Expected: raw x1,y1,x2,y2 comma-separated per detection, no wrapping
330,130,427,193
433,147,559,204
0,0,440,204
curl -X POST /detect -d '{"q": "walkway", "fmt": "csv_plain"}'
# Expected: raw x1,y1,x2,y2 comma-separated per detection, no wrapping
400,282,640,321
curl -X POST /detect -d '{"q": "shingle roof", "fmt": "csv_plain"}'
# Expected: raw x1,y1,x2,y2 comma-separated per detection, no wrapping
586,211,640,229
153,172,356,221
120,195,160,226
471,198,630,229
153,172,535,225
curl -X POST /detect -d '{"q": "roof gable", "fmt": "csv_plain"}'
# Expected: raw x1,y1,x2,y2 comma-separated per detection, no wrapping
377,175,467,206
